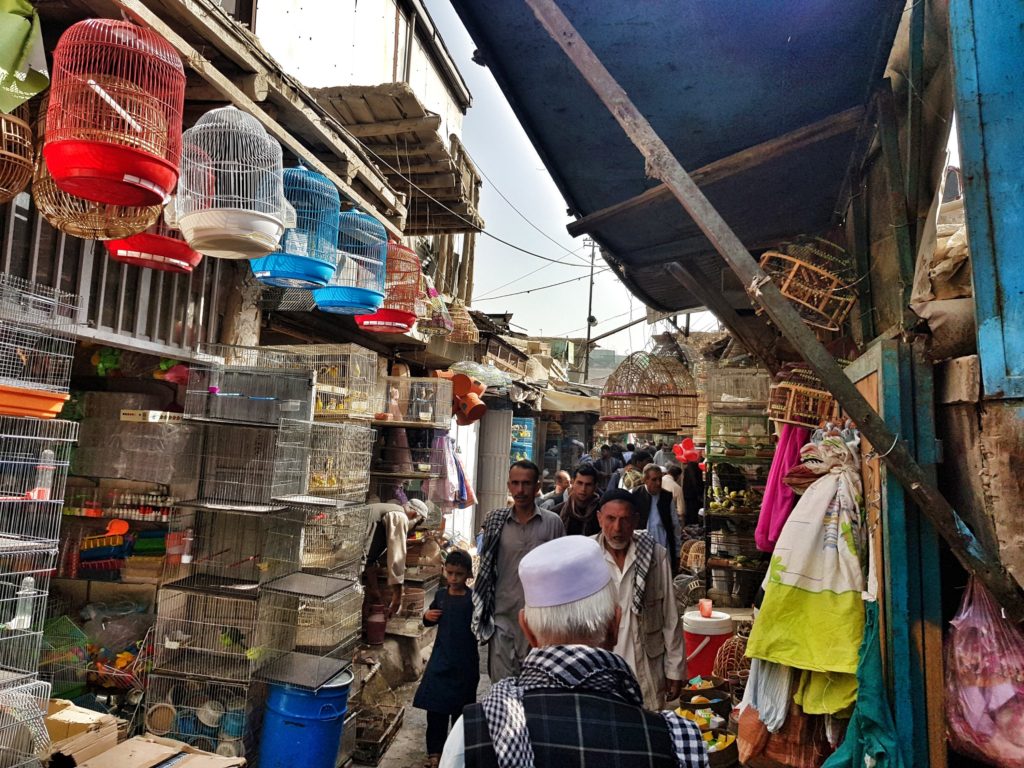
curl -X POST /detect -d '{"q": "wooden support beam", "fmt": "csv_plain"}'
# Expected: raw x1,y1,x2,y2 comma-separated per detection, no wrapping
567,105,864,237
877,80,917,316
527,0,1024,621
186,72,269,102
370,145,448,160
383,160,455,175
389,174,456,191
345,115,442,138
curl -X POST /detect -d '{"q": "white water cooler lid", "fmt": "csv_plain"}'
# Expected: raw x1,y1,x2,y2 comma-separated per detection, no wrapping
682,610,734,635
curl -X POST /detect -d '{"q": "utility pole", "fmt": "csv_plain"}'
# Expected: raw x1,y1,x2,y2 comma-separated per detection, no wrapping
582,237,597,382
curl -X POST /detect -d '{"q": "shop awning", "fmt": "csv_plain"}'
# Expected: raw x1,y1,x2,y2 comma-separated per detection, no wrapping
542,389,601,413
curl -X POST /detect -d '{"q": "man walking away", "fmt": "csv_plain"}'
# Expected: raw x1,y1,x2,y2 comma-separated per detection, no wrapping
472,460,564,683
662,465,685,523
631,464,682,575
538,470,570,510
552,464,601,536
596,490,686,710
594,444,622,490
441,536,707,768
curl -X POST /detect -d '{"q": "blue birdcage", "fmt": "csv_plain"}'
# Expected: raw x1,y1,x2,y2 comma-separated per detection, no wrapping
312,208,388,314
251,166,340,287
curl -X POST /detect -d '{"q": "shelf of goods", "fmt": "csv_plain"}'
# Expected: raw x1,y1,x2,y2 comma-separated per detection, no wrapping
374,376,452,430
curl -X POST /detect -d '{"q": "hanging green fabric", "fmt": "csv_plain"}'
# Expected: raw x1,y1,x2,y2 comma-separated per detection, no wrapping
822,601,907,768
0,0,49,112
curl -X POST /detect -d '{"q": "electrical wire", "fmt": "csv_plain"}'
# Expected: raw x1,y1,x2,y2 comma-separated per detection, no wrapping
474,268,611,301
554,308,633,338
475,243,589,299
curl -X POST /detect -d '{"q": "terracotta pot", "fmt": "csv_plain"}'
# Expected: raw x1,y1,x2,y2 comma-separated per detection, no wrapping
452,373,486,397
456,392,487,422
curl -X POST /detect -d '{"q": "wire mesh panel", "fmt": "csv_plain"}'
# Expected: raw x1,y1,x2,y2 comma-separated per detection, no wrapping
303,422,374,499
44,19,185,207
170,106,293,260
104,217,204,274
0,103,32,206
313,209,387,315
144,672,266,759
0,678,50,767
298,500,371,574
377,377,452,427
354,243,421,333
193,423,307,506
251,166,340,288
38,616,89,699
265,344,378,421
0,545,57,683
372,426,445,476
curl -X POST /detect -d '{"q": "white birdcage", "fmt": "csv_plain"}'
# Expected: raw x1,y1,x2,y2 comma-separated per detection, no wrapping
298,422,375,500
297,499,372,575
0,679,51,766
168,106,295,260
313,209,388,315
264,343,378,421
0,545,57,683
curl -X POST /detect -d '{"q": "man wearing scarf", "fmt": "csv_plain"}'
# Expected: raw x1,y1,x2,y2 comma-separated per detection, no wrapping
596,490,686,710
441,536,707,768
552,464,601,536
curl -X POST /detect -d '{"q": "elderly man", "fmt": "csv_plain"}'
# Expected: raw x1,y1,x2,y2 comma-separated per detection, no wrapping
551,464,601,536
596,490,686,710
631,464,682,575
538,470,570,510
364,498,429,616
473,460,564,682
442,536,707,768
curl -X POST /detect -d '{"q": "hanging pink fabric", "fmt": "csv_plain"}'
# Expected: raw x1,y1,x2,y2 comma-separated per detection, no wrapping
755,423,810,552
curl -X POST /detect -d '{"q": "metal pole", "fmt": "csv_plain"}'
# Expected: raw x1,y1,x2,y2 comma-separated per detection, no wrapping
583,237,596,381
525,0,1024,619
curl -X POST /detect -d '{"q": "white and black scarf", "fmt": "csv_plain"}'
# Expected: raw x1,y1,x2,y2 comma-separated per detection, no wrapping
471,507,510,642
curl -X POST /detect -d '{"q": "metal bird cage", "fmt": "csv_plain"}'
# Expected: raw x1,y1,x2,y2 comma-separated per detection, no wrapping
44,19,185,207
305,421,375,500
600,352,667,423
298,499,372,575
0,103,32,205
378,377,453,428
312,209,387,315
758,237,857,332
251,166,340,288
417,276,453,336
372,426,445,477
447,300,479,344
39,616,89,699
706,364,771,413
144,672,266,759
265,343,378,421
0,545,57,683
653,356,699,431
170,106,294,260
105,215,203,274
768,363,839,428
0,679,51,766
354,243,421,333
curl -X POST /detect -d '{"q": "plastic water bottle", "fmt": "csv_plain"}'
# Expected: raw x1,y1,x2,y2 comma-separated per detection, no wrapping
181,528,194,564
29,449,55,500
6,576,35,630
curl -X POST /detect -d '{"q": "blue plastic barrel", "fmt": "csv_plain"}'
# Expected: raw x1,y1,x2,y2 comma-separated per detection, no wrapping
259,669,354,768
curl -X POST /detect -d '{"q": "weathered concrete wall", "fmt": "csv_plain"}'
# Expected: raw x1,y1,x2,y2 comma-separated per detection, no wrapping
218,262,262,347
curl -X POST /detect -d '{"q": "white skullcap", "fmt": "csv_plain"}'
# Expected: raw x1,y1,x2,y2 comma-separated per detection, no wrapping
519,536,610,608
407,498,429,519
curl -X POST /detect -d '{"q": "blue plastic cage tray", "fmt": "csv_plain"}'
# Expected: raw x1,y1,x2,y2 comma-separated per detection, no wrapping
313,285,385,315
252,253,337,288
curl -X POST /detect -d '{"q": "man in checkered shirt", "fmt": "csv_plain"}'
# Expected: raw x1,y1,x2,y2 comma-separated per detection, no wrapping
441,536,708,768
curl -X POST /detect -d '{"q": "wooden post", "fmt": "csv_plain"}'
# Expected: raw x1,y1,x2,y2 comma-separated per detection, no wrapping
464,233,477,304
877,81,917,315
525,0,1024,619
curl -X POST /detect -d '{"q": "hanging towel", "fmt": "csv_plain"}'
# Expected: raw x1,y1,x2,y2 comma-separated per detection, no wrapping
755,423,809,552
0,0,48,112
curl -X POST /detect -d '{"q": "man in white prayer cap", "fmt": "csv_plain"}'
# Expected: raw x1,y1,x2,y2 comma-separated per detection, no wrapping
440,536,707,768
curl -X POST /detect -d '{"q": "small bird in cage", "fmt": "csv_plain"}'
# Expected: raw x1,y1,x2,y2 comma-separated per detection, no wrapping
219,626,246,649
162,629,191,649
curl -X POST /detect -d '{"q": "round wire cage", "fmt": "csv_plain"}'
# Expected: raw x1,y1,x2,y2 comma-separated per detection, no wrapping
448,299,479,344
355,242,421,333
44,19,185,207
251,165,340,288
313,208,387,315
758,236,857,332
417,275,454,336
768,363,840,428
33,100,161,239
104,215,203,274
0,102,33,205
600,351,670,423
169,106,293,260
654,356,699,431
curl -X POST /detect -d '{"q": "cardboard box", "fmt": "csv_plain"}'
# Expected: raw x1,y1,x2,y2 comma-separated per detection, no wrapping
119,410,184,423
77,735,246,768
46,700,120,765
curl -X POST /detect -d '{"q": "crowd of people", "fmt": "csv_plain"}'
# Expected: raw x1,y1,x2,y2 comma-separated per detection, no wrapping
415,449,712,768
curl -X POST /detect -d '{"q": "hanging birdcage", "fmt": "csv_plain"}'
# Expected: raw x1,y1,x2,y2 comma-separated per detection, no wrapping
448,300,479,344
768,363,839,428
0,102,33,205
758,236,857,332
417,276,453,336
169,106,294,260
33,100,160,239
654,356,699,431
104,214,203,274
44,19,185,207
355,243,421,333
600,351,667,423
312,208,388,315
251,166,340,288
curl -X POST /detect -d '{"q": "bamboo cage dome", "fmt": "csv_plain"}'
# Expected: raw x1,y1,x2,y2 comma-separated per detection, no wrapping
448,299,479,344
313,207,388,315
104,215,202,274
653,356,699,431
354,242,421,333
0,102,33,205
758,236,857,332
417,275,454,336
600,351,669,423
768,362,841,428
44,19,185,207
32,98,160,240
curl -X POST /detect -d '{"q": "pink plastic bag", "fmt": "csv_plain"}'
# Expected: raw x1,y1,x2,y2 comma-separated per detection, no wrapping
945,578,1024,767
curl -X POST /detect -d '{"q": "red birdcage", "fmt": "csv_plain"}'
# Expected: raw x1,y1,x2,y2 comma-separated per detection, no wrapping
104,216,203,274
44,19,185,207
355,243,422,333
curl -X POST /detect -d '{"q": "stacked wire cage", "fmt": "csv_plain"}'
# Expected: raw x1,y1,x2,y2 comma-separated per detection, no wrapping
371,426,446,478
298,499,372,578
377,376,453,428
305,421,375,500
267,344,378,421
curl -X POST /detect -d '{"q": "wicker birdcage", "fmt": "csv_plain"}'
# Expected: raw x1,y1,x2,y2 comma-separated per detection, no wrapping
685,540,706,571
417,276,453,336
707,364,771,412
169,106,294,260
448,300,479,344
44,19,185,207
653,356,699,431
600,352,668,423
768,363,839,428
33,100,161,239
312,208,388,315
355,243,421,333
712,634,750,680
104,216,203,274
0,103,33,205
251,166,340,288
759,236,857,332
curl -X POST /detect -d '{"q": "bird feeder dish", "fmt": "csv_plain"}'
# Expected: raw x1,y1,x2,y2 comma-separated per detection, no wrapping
169,106,294,260
768,364,839,428
600,352,669,423
313,209,387,314
44,19,185,206
355,243,421,333
105,217,202,274
251,166,340,288
0,103,33,205
758,237,857,332
448,300,479,344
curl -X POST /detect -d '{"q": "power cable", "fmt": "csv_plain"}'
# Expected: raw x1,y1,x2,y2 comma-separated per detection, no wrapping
554,308,632,338
474,268,611,301
475,243,589,299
